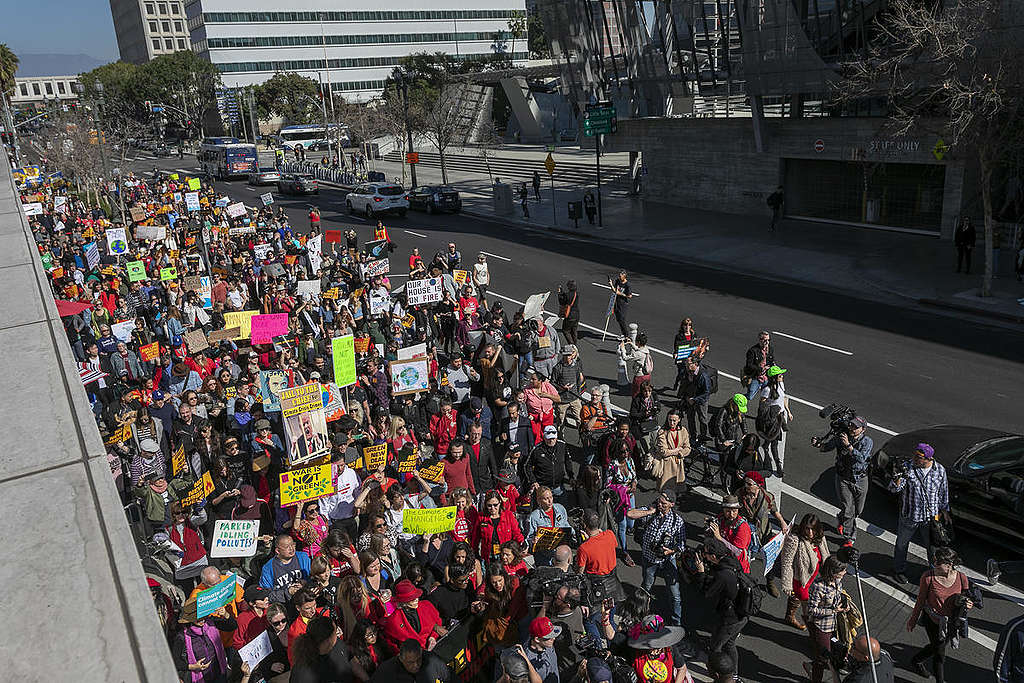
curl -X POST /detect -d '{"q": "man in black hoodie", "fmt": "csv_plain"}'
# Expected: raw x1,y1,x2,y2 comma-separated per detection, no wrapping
694,538,747,676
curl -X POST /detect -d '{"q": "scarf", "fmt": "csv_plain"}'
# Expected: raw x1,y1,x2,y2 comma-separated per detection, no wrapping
183,621,227,683
149,479,168,494
235,411,252,426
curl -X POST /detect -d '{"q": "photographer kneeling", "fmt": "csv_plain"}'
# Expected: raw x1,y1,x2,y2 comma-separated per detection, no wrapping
811,415,872,545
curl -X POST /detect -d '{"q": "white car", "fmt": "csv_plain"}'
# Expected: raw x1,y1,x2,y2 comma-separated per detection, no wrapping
345,183,409,218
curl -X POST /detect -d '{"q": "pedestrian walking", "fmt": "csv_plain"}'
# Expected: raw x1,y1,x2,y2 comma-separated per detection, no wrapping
610,270,633,338
954,216,976,273
803,556,850,682
889,442,950,584
780,514,829,631
907,547,975,683
767,185,784,232
583,190,597,225
557,280,579,345
519,184,530,219
812,415,873,544
532,171,542,200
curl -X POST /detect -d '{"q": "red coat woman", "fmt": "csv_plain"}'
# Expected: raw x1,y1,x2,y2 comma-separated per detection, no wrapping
472,495,525,562
382,580,446,653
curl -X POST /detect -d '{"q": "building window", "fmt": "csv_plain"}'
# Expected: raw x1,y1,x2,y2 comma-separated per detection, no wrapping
177,39,186,49
152,38,161,50
174,20,183,31
158,3,167,14
171,2,180,13
149,21,157,32
57,81,66,94
165,38,174,49
19,83,28,96
32,83,40,95
162,21,170,31
45,82,53,95
146,3,155,14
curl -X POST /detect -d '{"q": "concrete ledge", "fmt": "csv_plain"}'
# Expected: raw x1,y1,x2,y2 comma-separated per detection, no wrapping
0,164,178,682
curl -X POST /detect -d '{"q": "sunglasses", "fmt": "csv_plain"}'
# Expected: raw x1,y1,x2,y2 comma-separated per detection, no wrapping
374,523,387,528
270,618,286,626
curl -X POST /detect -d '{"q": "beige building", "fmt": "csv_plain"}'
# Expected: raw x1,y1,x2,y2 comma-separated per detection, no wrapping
109,0,191,63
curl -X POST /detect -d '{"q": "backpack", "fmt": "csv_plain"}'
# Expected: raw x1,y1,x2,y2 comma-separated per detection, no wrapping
702,362,719,394
735,570,764,618
756,404,783,441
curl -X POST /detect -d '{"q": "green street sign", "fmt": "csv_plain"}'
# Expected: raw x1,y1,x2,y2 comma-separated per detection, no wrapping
583,105,617,136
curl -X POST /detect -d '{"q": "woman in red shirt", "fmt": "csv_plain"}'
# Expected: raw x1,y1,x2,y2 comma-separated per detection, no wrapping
442,441,475,499
449,488,479,543
472,491,525,562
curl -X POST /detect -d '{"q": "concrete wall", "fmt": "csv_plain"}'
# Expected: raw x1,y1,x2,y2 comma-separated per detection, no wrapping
603,116,966,239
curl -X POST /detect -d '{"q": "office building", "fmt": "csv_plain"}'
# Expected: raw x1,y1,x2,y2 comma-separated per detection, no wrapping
186,1,528,101
11,76,80,108
109,0,192,63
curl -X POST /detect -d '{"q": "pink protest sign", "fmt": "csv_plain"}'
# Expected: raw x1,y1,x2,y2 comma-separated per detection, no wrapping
250,313,289,344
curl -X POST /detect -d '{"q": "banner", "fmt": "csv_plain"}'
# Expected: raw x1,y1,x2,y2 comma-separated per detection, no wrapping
280,464,334,505
185,192,200,211
136,224,166,241
331,335,356,387
390,358,429,396
226,202,247,218
406,277,443,306
261,192,274,206
281,383,330,465
223,310,258,339
362,258,390,278
171,444,186,476
362,443,388,472
250,313,289,345
84,241,100,269
160,266,178,281
210,519,261,558
402,506,458,535
139,341,160,362
126,260,147,282
259,369,291,413
196,573,236,619
181,471,215,506
106,227,128,255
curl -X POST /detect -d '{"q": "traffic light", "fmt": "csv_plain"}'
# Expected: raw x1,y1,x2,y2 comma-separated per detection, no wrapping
144,100,152,111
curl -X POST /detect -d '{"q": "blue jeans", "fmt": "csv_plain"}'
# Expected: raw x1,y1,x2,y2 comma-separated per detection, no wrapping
894,516,932,574
747,377,764,401
642,560,682,626
615,495,636,549
584,605,616,643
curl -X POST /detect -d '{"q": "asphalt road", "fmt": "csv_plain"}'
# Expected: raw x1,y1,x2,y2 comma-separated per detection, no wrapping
123,152,1023,682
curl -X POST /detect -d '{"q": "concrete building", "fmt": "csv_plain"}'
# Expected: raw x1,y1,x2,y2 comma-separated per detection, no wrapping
109,0,192,63
11,75,80,107
186,1,528,101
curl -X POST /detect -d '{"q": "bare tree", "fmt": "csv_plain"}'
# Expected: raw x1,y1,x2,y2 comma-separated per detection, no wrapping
376,92,411,184
475,121,504,183
414,80,465,185
835,0,1024,296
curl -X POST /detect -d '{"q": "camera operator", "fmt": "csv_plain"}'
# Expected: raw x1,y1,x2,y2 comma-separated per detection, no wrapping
535,582,609,681
888,442,949,585
692,538,748,676
626,489,686,627
812,415,872,544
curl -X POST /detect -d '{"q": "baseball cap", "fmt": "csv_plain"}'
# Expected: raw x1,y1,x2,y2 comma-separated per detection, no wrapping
915,442,935,459
658,488,677,504
732,393,748,414
543,424,558,439
767,365,787,377
244,586,270,603
151,390,166,401
529,616,562,639
851,416,867,429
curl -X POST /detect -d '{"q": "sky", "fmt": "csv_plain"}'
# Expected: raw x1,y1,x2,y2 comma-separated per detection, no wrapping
4,0,119,64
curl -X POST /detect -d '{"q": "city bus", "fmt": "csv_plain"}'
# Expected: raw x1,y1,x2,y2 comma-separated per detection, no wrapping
276,123,350,151
197,141,259,179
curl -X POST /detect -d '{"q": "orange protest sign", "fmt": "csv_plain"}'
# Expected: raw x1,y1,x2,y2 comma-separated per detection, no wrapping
353,336,371,353
139,342,160,362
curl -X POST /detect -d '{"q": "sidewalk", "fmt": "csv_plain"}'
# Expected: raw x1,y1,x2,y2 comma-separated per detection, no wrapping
352,147,1024,325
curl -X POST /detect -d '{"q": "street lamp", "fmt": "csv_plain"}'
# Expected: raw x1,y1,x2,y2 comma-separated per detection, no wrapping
395,68,417,188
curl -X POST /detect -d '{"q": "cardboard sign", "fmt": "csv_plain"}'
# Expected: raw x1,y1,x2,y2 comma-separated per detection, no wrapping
238,630,273,670
130,206,147,223
226,201,247,218
184,329,208,352
362,443,388,472
196,573,236,619
417,460,445,484
210,519,261,558
261,192,274,206
406,277,443,306
106,227,129,255
279,464,335,505
223,310,259,339
182,275,202,292
208,327,239,343
126,260,147,282
331,335,356,388
250,313,289,345
181,471,215,506
171,444,186,476
402,506,458,534
187,177,202,191
353,336,371,354
363,258,390,278
139,342,160,362
160,266,178,281
390,358,429,396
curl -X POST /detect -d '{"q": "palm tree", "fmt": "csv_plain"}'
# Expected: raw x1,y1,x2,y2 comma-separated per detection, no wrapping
0,44,19,96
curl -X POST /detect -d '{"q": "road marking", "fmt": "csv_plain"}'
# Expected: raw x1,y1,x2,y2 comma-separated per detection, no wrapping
479,250,510,261
771,331,853,356
592,281,639,296
404,230,428,238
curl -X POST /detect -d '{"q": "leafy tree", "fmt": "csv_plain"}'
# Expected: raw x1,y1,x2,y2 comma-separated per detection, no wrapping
254,71,320,124
140,51,221,135
0,43,19,96
528,12,550,59
507,16,527,61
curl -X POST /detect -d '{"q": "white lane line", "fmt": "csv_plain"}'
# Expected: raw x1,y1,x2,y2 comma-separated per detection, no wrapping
772,331,853,356
479,251,511,261
592,281,639,296
404,230,428,238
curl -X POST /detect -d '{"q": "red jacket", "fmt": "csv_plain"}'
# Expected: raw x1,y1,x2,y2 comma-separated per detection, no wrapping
472,510,524,562
167,523,206,567
382,599,443,653
231,605,268,649
429,411,458,456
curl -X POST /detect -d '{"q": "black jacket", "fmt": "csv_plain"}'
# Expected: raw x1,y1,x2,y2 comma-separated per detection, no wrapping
697,555,744,624
557,288,580,322
842,651,895,683
496,414,534,460
524,439,571,490
467,438,498,492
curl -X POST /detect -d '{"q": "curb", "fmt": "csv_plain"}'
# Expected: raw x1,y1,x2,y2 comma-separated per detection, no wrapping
919,297,1024,324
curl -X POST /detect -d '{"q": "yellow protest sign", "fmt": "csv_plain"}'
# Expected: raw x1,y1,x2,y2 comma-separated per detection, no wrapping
188,177,201,191
169,173,179,180
223,310,259,339
279,464,334,505
402,506,458,535
362,443,388,471
401,314,415,328
532,527,571,553
181,471,215,506
417,460,445,483
453,270,469,285
396,445,419,474
171,444,186,476
104,423,133,445
322,287,339,300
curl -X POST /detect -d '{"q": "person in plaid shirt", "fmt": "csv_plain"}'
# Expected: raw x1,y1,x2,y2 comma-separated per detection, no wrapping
888,442,950,584
627,489,686,625
804,556,850,681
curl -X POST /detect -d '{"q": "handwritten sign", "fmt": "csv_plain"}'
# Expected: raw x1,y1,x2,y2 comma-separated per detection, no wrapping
160,266,178,281
210,519,261,558
363,258,390,278
402,506,458,535
279,464,334,505
185,192,200,211
226,201,247,218
331,335,356,388
238,630,273,670
208,328,239,343
127,260,147,282
250,313,289,345
361,443,388,472
130,205,147,223
223,310,259,339
197,573,236,619
406,277,443,305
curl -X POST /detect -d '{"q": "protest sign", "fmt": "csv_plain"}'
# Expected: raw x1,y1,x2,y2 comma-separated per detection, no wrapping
282,383,330,465
101,265,117,277
390,358,429,396
85,241,100,269
322,382,347,421
185,192,200,211
22,202,42,216
171,444,186,476
306,234,323,273
353,336,371,354
532,527,571,553
129,206,147,222
396,444,419,474
139,341,160,362
322,287,339,300
136,224,166,241
417,460,445,483
184,329,208,352
402,507,458,535
297,280,321,298
453,269,469,285
181,471,215,506
106,227,128,255
238,631,273,671
210,519,261,558
261,192,274,206
675,345,696,362
401,314,415,329
223,310,258,339
196,573,236,619
53,196,67,211
182,275,202,292
228,225,255,236
198,276,212,308
259,369,291,413
363,238,388,259
325,229,342,243
280,464,334,505
762,517,795,576
111,320,136,342
250,313,289,345
208,328,239,343
362,258,390,278
331,335,356,387
104,423,133,445
362,443,389,471
216,197,229,208
226,202,247,218
369,291,390,316
160,266,178,281
397,343,427,360
187,177,201,191
126,260,147,282
406,277,443,305
523,292,550,321
253,243,274,261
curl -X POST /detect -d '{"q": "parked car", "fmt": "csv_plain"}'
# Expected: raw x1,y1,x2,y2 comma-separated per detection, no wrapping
248,166,281,185
408,185,461,214
277,173,319,195
871,425,1024,547
153,143,172,157
345,183,409,218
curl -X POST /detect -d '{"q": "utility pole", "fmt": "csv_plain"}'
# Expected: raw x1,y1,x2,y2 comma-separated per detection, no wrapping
1,91,20,165
399,71,417,187
248,88,259,146
595,133,602,227
319,12,338,163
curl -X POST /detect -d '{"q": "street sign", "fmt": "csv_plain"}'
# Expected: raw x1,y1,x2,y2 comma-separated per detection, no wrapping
406,152,419,164
583,103,617,137
932,138,948,161
544,153,556,176
814,139,825,153
546,144,555,152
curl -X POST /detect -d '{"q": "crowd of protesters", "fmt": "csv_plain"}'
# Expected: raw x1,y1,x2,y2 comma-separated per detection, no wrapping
14,158,994,683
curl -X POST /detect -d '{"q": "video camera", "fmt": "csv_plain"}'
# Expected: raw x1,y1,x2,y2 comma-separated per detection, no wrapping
526,569,599,609
813,402,858,445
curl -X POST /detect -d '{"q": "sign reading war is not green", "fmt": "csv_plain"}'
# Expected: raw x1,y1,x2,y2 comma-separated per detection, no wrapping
126,260,147,282
332,334,356,388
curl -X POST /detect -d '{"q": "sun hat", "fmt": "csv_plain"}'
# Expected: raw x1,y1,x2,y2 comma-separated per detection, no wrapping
627,614,685,649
